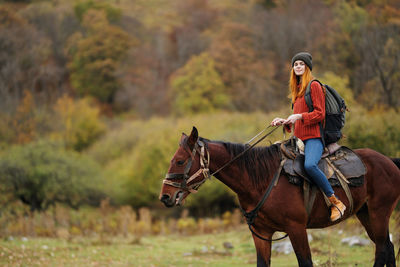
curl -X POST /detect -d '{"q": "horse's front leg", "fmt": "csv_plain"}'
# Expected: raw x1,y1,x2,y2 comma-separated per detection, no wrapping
287,225,313,267
252,232,272,267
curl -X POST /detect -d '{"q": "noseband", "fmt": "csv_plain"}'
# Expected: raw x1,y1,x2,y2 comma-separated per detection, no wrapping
163,138,210,193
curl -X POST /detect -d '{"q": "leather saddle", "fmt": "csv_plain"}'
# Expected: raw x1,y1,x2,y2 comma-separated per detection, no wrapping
280,138,366,187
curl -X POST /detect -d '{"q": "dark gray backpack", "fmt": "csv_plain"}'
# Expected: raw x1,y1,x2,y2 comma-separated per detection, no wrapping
305,80,347,145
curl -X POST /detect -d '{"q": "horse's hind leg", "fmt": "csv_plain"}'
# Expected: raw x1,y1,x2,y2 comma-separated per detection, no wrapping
356,203,375,242
384,231,396,267
357,203,396,267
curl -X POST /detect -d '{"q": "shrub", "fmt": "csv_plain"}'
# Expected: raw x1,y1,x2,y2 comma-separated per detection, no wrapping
51,95,106,151
0,140,105,211
342,106,400,157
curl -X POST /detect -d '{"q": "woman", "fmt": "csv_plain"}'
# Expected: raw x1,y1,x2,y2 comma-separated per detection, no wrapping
271,52,346,222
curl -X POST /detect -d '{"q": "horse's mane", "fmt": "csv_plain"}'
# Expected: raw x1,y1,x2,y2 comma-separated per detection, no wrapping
209,139,282,188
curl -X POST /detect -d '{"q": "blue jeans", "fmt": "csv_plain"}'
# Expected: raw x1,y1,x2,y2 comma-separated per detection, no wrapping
304,138,334,197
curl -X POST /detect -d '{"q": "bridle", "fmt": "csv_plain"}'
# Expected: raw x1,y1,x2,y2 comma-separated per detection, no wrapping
162,138,210,194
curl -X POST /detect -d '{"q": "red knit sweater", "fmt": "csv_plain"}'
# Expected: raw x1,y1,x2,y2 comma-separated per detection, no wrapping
289,81,325,141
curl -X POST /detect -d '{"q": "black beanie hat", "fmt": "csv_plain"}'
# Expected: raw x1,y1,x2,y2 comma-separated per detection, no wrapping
291,52,312,71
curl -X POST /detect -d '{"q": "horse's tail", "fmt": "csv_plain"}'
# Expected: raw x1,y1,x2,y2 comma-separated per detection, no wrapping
391,158,400,169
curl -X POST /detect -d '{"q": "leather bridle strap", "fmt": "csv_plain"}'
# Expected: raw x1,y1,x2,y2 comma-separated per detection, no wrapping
163,140,210,192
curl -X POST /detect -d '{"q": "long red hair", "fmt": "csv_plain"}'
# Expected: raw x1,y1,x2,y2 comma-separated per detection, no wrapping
289,66,314,104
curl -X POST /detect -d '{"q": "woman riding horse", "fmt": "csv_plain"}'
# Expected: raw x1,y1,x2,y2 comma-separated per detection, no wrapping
271,52,346,222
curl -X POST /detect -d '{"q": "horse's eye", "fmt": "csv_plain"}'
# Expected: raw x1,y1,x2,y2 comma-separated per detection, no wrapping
177,160,185,166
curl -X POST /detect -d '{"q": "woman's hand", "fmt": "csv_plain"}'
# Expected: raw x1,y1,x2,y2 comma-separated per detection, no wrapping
271,117,286,126
283,114,302,124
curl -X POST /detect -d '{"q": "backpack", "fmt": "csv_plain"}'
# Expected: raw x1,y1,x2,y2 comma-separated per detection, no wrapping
305,79,347,146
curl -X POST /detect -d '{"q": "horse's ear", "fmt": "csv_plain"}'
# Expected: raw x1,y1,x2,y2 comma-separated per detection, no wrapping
187,127,198,149
180,132,187,145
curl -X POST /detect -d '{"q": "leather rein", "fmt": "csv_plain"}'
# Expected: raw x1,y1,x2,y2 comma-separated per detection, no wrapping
163,125,288,241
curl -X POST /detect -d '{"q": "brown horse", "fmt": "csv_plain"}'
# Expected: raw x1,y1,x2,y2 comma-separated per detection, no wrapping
159,127,400,267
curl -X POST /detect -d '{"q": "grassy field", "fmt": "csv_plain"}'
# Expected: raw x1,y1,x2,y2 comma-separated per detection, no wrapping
1,223,392,267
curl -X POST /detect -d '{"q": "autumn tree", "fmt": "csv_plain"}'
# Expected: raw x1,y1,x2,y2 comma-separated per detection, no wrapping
67,9,133,104
0,7,51,112
250,0,334,81
356,24,400,109
333,1,400,109
168,0,218,67
116,43,170,116
169,52,229,115
19,2,80,100
115,0,219,116
12,91,36,144
74,0,122,23
210,23,279,112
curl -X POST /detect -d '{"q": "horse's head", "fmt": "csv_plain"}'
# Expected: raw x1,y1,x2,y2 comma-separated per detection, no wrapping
159,127,210,207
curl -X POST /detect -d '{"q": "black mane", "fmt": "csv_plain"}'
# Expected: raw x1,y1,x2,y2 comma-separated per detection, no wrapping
215,141,282,188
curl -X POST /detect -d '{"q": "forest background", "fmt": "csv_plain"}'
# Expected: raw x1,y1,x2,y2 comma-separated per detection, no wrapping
0,0,399,238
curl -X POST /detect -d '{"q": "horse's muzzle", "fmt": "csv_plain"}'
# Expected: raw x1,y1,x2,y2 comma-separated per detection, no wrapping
160,194,175,208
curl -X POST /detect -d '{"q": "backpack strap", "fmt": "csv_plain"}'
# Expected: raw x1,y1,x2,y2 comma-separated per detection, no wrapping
304,79,326,147
304,79,323,112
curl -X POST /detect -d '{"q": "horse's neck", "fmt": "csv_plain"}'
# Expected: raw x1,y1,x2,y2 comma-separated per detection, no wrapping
207,142,272,196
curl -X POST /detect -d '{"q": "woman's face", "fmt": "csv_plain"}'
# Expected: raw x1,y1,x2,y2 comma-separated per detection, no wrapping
293,60,306,76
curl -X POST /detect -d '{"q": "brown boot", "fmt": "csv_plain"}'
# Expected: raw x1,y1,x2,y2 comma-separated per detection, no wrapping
328,195,346,222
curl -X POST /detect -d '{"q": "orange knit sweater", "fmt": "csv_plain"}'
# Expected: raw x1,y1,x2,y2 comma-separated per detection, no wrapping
289,81,325,141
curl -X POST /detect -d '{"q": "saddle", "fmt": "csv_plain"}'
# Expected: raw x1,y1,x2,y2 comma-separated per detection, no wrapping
280,138,366,187
279,138,367,217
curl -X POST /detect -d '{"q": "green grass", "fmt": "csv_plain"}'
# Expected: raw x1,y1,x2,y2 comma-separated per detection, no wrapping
0,224,389,267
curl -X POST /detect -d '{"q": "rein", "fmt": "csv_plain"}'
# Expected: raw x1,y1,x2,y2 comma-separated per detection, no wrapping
210,125,280,177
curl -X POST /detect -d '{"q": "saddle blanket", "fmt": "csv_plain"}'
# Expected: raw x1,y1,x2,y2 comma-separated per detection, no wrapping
282,146,367,187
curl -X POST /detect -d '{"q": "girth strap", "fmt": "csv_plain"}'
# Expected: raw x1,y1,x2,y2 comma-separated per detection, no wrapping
325,157,353,214
303,181,317,220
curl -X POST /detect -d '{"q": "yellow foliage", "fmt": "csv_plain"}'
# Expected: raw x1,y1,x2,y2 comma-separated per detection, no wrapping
51,95,105,151
222,211,232,228
13,90,36,144
70,226,82,236
320,71,355,106
201,218,222,234
177,217,197,235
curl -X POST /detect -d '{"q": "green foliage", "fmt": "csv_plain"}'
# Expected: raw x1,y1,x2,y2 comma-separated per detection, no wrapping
335,2,369,35
51,95,106,151
170,52,230,115
0,141,105,211
68,10,133,103
74,0,122,23
320,71,356,106
97,118,179,207
342,106,400,157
